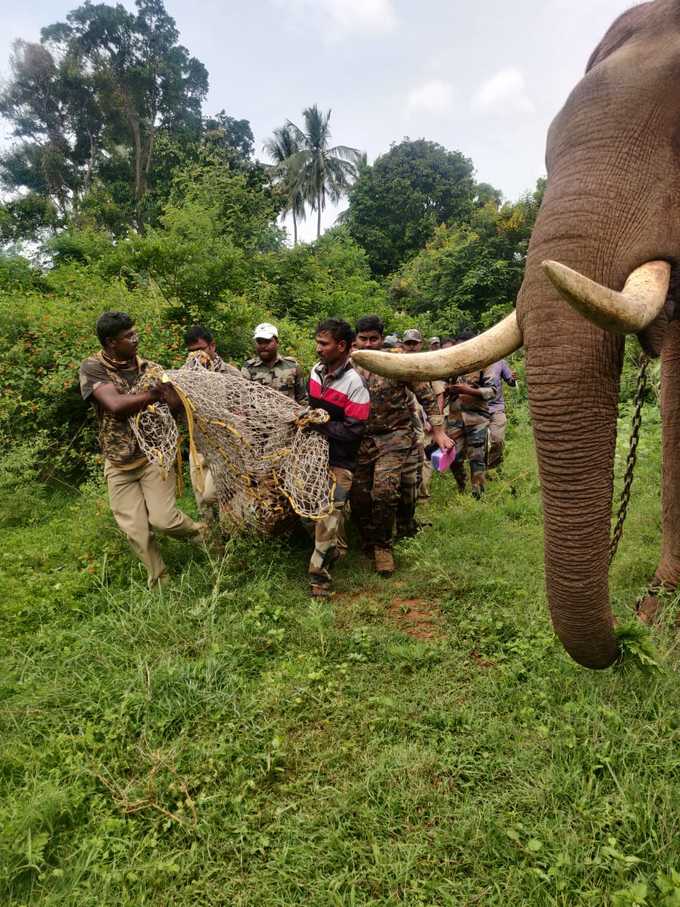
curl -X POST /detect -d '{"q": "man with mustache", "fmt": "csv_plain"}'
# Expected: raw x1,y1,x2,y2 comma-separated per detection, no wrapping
79,311,204,588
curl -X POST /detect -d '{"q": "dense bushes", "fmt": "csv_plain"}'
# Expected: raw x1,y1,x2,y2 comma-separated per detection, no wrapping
0,267,185,476
0,168,404,478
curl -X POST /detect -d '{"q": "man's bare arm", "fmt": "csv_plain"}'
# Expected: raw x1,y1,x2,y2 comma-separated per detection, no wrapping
92,382,162,418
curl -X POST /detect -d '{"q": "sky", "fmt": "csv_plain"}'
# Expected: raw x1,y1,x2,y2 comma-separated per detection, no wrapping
0,0,637,242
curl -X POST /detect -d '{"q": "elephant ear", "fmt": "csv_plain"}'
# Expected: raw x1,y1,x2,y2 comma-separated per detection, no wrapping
586,2,653,72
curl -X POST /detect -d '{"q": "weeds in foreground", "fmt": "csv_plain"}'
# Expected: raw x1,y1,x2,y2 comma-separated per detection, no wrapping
2,410,680,905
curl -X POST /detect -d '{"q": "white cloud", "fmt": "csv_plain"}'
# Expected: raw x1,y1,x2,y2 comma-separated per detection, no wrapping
406,79,454,115
275,0,397,38
471,67,535,116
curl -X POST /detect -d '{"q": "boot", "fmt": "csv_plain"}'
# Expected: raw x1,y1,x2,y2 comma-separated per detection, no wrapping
374,547,395,576
451,463,466,493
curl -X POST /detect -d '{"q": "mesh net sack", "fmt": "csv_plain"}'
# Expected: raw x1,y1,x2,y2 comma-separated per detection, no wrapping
129,352,333,534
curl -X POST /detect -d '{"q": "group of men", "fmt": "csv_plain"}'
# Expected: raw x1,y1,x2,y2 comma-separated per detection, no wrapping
79,312,515,597
379,328,517,498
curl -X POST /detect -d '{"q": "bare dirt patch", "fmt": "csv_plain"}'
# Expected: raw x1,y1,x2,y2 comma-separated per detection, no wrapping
387,598,445,641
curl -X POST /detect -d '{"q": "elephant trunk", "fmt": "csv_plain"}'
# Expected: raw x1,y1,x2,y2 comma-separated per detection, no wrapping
522,288,622,668
656,320,680,589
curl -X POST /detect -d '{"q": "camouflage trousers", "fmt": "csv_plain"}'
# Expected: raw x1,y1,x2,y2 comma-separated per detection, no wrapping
350,432,420,551
446,415,489,478
413,420,433,500
487,410,507,469
306,466,353,591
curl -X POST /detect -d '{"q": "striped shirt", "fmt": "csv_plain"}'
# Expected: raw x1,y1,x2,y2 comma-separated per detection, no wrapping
308,359,370,470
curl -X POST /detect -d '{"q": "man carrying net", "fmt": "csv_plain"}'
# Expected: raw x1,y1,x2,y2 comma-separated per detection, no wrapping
79,312,204,588
305,318,370,597
184,324,241,524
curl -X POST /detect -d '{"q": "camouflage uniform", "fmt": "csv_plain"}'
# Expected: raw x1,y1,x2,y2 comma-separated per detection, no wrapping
241,354,307,403
351,368,443,554
446,369,496,490
79,351,201,586
80,351,159,468
418,378,448,499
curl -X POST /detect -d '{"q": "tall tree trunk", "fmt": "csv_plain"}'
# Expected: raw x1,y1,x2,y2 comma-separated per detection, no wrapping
127,112,144,231
84,133,97,195
292,210,298,246
317,190,321,239
117,85,146,231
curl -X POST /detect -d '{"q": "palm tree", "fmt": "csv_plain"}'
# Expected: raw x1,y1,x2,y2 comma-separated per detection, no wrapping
263,124,306,246
286,105,362,239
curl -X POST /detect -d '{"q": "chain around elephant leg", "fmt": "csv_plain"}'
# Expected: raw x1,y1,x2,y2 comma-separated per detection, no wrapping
609,355,649,565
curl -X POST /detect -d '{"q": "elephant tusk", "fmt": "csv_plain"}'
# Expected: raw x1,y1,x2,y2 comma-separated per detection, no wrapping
351,311,523,381
542,259,671,334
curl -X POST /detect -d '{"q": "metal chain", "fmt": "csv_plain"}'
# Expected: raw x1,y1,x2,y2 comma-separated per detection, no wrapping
609,355,649,564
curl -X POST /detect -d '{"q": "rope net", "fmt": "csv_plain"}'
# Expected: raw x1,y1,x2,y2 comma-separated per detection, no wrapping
129,352,333,534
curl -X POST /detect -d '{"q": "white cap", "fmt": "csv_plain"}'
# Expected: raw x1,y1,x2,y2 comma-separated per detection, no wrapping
253,322,278,340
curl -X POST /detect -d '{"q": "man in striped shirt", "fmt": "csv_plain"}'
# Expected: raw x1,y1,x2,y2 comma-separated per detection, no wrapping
306,318,370,596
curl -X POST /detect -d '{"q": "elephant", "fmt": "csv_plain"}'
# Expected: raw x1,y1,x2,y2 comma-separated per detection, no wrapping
352,0,680,670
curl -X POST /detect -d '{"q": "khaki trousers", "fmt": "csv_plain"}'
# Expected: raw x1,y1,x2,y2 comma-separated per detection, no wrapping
487,410,508,469
189,451,218,519
105,459,201,586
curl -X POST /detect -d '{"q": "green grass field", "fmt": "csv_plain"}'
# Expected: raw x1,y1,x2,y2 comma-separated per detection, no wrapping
2,403,680,906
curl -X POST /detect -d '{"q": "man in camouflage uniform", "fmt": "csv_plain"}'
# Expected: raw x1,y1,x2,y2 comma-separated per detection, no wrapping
242,322,307,403
351,316,453,576
445,332,497,499
79,311,203,588
185,324,241,522
401,329,430,499
400,329,448,501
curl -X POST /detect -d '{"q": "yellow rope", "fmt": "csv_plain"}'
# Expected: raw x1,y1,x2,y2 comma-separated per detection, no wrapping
167,379,204,495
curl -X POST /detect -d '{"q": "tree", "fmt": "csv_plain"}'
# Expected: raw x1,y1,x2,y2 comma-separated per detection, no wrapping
346,138,475,276
0,39,104,225
41,0,208,227
204,111,255,164
263,125,307,245
473,182,503,208
391,178,545,330
286,105,361,240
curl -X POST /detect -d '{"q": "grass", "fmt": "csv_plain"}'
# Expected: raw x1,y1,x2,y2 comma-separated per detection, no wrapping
2,403,680,905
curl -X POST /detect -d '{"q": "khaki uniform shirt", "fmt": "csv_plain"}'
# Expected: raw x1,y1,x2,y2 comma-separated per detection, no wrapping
79,352,162,468
241,354,307,403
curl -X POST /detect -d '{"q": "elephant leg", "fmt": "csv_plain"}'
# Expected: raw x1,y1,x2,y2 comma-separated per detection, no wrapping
638,319,680,622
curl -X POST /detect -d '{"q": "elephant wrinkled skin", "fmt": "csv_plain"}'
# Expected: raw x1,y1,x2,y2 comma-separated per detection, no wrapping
353,0,680,669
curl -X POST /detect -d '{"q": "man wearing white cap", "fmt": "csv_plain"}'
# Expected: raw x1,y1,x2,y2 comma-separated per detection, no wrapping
241,322,307,403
